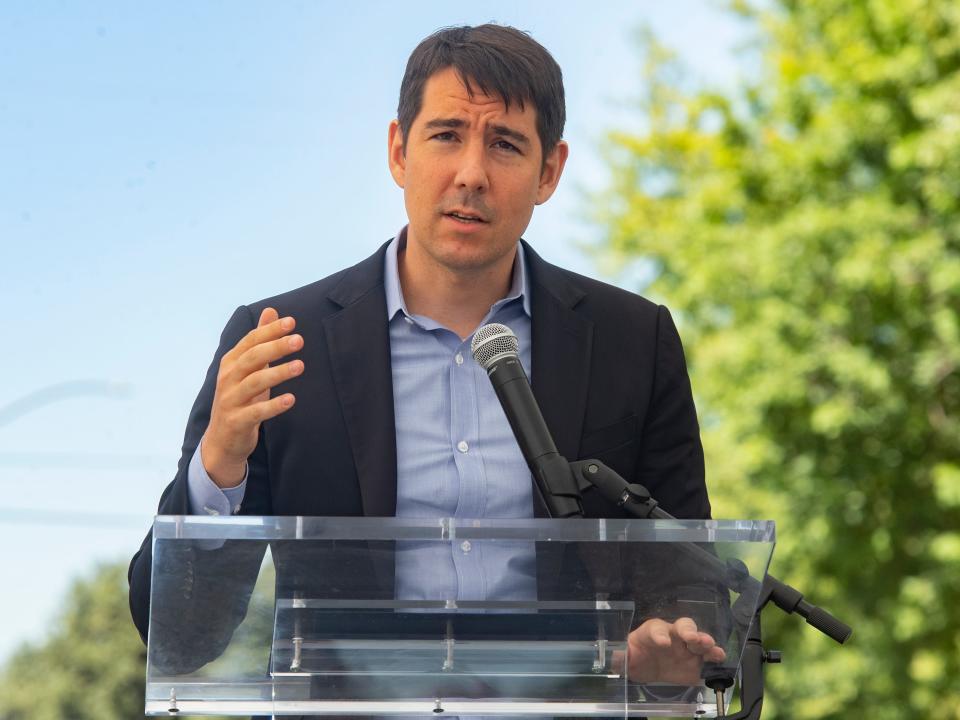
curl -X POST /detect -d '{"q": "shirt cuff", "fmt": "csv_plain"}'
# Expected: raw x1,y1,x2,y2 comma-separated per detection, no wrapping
186,438,248,516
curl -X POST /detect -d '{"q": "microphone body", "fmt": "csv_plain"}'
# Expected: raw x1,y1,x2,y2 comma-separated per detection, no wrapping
472,325,583,518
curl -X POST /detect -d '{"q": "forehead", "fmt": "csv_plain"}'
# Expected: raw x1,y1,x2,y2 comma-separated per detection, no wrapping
416,67,536,127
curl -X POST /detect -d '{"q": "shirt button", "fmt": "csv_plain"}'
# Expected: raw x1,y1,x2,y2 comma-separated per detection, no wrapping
457,440,469,453
455,352,464,366
460,540,472,553
404,316,414,325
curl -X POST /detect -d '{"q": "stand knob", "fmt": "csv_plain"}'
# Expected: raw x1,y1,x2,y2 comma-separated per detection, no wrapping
763,650,782,664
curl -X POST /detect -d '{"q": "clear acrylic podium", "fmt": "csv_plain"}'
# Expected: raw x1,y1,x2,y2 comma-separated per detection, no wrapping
146,516,774,717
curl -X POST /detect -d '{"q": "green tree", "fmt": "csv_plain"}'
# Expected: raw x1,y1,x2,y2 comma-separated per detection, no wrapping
0,562,146,720
0,556,275,719
597,1,960,717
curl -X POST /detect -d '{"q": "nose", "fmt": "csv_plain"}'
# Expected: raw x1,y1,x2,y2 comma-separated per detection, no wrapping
453,142,489,194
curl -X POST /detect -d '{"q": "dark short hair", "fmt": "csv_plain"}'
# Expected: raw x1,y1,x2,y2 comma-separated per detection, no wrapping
397,24,566,160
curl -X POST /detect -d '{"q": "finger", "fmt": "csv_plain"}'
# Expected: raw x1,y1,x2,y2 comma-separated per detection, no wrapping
237,307,282,358
234,333,304,376
258,306,279,328
233,359,304,403
706,646,727,663
698,632,717,648
684,632,718,655
672,617,700,644
234,393,296,426
634,619,672,649
227,314,297,361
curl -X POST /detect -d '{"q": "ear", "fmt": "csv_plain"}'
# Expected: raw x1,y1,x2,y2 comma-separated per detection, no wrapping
535,140,569,205
388,119,406,188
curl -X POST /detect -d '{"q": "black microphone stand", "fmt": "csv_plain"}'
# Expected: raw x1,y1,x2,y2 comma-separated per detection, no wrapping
543,459,854,720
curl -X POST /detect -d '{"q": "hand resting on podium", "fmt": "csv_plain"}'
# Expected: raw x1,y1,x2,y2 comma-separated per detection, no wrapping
620,616,726,685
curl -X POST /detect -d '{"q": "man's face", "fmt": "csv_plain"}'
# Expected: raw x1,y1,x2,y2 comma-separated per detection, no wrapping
388,67,568,276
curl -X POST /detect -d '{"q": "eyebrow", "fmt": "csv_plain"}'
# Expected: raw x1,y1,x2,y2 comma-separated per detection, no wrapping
423,118,531,147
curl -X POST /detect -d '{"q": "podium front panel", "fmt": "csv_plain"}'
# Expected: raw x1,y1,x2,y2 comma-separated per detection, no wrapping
146,516,774,717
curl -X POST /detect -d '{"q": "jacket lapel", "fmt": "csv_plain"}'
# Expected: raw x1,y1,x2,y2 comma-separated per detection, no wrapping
524,241,594,518
322,242,398,517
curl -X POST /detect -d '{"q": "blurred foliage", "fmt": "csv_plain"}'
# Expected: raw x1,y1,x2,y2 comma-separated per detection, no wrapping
0,557,275,719
0,563,146,720
597,0,960,717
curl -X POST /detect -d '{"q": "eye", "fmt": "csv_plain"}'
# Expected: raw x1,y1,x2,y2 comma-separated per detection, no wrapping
493,139,521,153
431,131,457,142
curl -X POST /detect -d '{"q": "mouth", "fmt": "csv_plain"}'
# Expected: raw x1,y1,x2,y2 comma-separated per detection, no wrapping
443,210,489,224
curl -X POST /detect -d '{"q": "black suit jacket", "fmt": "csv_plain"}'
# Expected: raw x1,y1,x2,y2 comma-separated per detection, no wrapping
129,239,708,643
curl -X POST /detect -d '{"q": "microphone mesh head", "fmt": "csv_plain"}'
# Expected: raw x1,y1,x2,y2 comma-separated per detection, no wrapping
471,323,520,369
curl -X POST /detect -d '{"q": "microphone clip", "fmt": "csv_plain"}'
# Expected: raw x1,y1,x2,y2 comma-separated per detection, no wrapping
569,459,660,518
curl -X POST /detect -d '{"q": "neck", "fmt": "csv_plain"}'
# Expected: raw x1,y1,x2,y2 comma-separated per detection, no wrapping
398,240,517,340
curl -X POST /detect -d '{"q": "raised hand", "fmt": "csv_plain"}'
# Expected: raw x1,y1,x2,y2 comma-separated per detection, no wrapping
201,307,303,487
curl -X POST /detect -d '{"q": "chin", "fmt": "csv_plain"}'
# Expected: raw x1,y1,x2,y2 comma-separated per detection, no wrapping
433,246,507,274
437,252,495,272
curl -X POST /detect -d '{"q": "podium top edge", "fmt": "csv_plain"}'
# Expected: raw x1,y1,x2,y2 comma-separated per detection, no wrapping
151,516,775,543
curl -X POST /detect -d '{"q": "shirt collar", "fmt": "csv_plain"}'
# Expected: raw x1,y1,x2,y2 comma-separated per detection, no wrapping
384,225,532,322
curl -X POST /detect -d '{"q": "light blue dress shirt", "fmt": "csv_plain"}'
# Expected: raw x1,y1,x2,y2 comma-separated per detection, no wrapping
186,229,537,602
385,229,535,603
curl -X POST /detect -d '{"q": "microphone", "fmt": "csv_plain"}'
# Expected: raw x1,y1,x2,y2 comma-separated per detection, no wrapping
470,323,583,518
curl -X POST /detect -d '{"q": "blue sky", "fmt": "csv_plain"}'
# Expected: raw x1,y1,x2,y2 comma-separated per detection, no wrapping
0,1,749,660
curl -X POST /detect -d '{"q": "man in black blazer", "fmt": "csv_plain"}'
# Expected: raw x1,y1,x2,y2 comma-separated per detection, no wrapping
130,23,723,689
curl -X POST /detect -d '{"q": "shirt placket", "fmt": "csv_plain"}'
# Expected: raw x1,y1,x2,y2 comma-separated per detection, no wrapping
449,339,486,602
